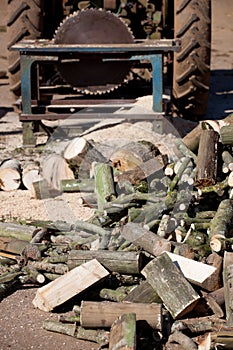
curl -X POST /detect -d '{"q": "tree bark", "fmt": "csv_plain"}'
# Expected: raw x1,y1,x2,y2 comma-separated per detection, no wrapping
220,125,233,145
67,250,143,275
0,158,21,191
141,252,200,319
80,301,162,330
194,129,219,187
109,313,137,350
94,163,116,210
209,199,233,251
223,252,233,325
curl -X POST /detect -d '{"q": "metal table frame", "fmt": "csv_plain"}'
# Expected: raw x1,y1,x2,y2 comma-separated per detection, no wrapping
12,39,181,144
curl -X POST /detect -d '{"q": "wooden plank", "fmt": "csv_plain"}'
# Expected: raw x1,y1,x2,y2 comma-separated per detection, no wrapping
32,259,110,312
80,301,162,330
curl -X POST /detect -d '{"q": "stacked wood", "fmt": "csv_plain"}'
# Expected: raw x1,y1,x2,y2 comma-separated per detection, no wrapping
2,117,233,348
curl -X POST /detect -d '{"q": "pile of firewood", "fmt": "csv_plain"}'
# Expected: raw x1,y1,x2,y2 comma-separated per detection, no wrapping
0,115,233,349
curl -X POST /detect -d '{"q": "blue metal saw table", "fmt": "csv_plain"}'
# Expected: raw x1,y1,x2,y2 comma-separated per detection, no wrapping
12,38,181,145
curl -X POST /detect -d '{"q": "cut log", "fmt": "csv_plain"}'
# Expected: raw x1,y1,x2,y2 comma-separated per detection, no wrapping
124,280,162,304
0,237,28,255
109,313,137,350
182,123,202,152
116,155,167,187
204,253,223,292
94,163,116,210
41,154,74,191
0,159,22,191
0,158,21,171
171,315,225,334
121,222,171,257
61,179,95,192
43,320,76,337
209,199,233,251
222,150,233,173
100,286,133,302
110,149,144,172
63,136,88,161
0,222,35,241
168,157,193,192
220,125,233,145
80,301,162,330
165,331,198,350
32,259,110,312
67,250,143,275
0,168,21,191
141,252,200,319
22,163,42,192
194,129,219,187
110,141,160,172
63,136,107,178
76,326,110,345
228,171,233,187
223,252,233,325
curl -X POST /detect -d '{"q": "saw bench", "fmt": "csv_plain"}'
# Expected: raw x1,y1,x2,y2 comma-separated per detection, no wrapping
12,38,181,145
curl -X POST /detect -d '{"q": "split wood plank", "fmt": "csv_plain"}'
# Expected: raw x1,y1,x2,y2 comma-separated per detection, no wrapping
32,259,109,312
165,252,217,291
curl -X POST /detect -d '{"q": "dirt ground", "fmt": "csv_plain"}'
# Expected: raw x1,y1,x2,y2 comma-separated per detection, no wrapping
0,0,233,349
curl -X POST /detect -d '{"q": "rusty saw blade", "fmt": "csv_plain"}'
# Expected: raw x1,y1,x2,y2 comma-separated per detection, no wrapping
54,8,134,94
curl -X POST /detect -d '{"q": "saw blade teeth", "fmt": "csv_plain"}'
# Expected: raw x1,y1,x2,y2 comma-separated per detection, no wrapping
53,8,134,94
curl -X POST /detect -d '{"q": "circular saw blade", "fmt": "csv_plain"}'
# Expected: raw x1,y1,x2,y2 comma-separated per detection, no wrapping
54,8,134,94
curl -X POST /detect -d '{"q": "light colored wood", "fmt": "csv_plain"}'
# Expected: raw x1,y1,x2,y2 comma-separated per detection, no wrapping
109,313,136,350
195,129,219,187
110,148,143,171
141,252,200,319
22,163,42,192
0,168,21,191
41,154,74,190
117,155,167,187
32,259,109,312
63,136,87,161
80,301,162,329
166,252,217,291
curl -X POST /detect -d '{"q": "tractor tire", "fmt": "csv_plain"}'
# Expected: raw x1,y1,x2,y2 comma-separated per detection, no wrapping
172,0,211,120
7,0,63,98
7,0,44,97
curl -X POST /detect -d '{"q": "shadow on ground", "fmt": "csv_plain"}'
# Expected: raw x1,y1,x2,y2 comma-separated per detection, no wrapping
207,69,233,119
